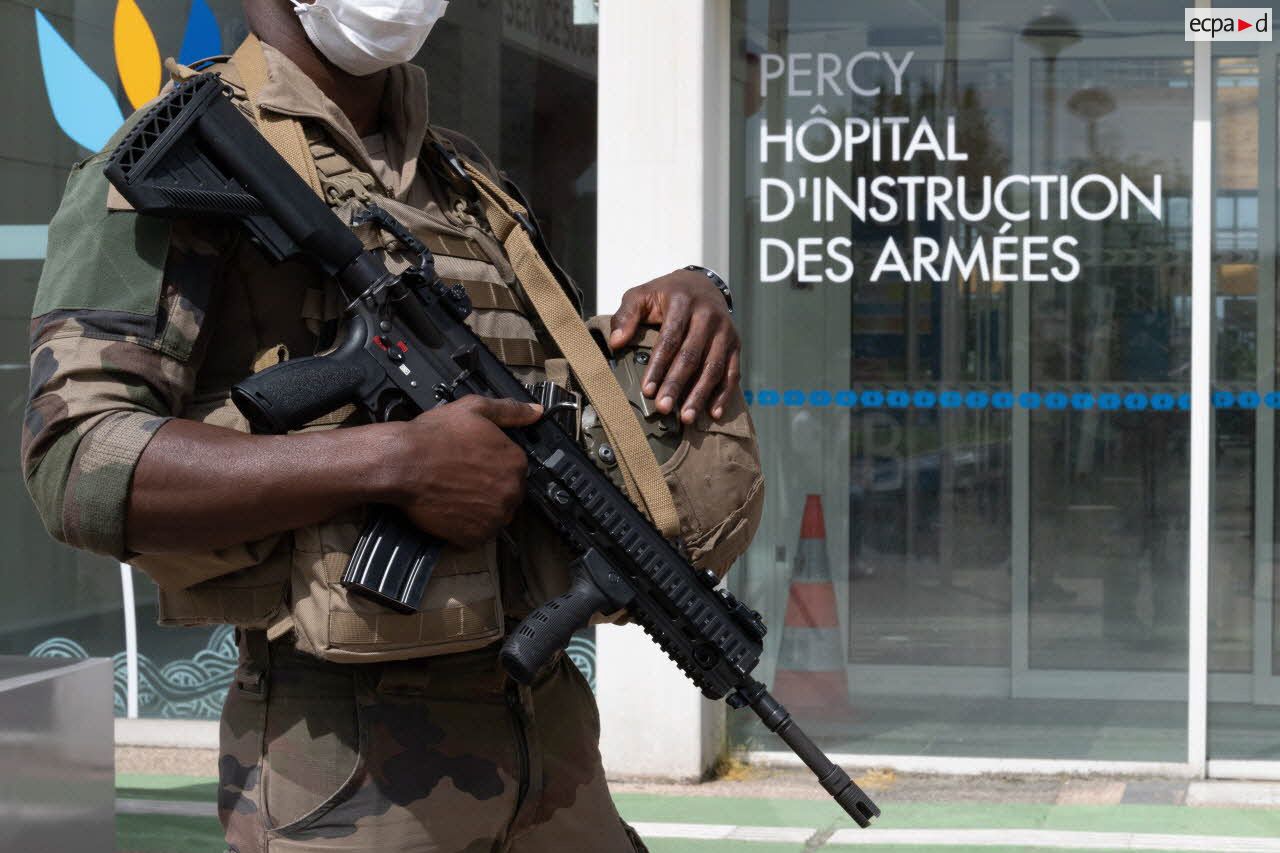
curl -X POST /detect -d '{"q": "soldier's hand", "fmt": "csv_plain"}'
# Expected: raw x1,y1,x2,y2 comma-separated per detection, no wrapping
610,269,740,424
389,396,542,548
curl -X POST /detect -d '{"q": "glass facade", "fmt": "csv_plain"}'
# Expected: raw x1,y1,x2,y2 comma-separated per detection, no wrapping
7,0,1280,774
2,0,598,717
730,0,1280,764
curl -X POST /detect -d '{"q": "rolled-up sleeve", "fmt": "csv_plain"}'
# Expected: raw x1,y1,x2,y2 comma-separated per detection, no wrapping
23,325,182,557
21,153,221,559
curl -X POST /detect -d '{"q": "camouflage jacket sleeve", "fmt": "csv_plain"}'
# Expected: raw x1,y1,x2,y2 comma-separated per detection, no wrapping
22,151,229,560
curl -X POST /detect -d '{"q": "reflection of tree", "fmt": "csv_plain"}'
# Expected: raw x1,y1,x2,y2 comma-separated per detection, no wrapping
843,66,1015,597
848,79,1009,184
1218,326,1255,381
1054,85,1190,387
1060,81,1190,230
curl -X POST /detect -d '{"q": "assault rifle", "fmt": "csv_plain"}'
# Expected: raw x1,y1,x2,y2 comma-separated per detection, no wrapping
104,73,880,827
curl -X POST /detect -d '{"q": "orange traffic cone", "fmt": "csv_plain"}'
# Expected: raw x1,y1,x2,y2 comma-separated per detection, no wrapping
774,494,855,719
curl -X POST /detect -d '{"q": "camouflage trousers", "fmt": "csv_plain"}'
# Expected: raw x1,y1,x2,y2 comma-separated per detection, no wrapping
219,632,646,852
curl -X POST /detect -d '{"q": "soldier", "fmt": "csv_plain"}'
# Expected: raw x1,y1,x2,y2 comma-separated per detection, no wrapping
22,1,750,852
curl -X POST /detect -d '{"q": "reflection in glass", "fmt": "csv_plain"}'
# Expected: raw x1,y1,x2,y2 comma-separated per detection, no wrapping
1206,53,1280,761
1029,410,1188,670
731,1,1191,761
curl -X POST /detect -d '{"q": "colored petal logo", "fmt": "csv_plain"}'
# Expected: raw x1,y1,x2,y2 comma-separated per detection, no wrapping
34,11,123,152
114,0,161,110
35,2,222,153
180,0,222,67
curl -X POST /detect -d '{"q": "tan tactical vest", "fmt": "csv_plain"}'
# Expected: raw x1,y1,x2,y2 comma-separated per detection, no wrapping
131,43,764,664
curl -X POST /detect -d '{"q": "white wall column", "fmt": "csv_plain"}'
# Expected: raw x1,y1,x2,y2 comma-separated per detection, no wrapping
1187,0,1213,778
595,0,731,780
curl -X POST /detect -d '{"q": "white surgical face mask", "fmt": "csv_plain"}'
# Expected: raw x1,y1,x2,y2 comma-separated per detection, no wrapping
292,0,449,77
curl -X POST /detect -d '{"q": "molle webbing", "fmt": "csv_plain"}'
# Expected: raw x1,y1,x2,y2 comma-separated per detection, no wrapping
327,600,500,646
308,134,380,202
481,336,545,368
461,279,523,312
303,125,545,372
424,233,491,262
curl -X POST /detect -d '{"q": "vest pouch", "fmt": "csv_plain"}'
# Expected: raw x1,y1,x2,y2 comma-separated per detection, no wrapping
288,511,505,663
583,317,765,579
149,542,291,629
282,187,521,661
145,392,291,629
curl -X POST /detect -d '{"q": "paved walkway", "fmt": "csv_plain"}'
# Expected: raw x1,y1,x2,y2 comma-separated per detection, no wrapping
116,769,1280,853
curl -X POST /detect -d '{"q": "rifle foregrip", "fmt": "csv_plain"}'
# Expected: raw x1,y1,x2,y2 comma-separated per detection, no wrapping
501,571,611,684
232,356,366,435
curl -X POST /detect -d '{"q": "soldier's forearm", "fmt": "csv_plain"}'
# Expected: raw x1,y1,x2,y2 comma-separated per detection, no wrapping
125,419,399,554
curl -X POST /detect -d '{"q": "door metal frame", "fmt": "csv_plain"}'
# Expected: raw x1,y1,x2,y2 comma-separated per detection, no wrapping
1189,12,1212,775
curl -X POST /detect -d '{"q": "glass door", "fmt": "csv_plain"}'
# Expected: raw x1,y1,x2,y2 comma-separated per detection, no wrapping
1015,33,1194,720
730,0,1194,763
1207,41,1280,764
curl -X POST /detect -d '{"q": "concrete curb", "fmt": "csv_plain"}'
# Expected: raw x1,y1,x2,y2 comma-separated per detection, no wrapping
115,719,218,749
1187,781,1280,808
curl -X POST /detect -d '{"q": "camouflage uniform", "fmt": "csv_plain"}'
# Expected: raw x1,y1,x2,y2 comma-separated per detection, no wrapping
23,43,647,853
219,641,642,852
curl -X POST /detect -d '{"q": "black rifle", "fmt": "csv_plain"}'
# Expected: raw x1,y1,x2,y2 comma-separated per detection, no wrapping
104,73,880,827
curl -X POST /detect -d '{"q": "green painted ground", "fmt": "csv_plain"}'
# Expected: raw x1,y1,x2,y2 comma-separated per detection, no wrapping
117,773,219,803
115,775,1280,853
612,792,1280,836
637,844,1178,853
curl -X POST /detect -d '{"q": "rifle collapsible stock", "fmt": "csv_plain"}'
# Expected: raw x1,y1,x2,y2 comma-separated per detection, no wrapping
104,73,881,827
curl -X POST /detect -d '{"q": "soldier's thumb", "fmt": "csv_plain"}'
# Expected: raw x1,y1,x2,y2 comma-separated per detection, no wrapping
467,396,544,427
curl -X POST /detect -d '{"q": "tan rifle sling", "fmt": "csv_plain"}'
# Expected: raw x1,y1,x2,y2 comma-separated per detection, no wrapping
463,165,682,539
230,35,326,198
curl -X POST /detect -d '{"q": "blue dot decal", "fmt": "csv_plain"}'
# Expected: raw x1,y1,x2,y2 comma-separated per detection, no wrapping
913,391,937,408
737,386,1251,420
1071,393,1094,410
860,391,885,408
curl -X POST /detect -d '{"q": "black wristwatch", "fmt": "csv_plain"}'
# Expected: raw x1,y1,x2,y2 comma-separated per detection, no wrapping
685,265,733,314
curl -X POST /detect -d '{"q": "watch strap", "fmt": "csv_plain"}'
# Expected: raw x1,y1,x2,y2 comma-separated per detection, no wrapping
684,264,733,313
